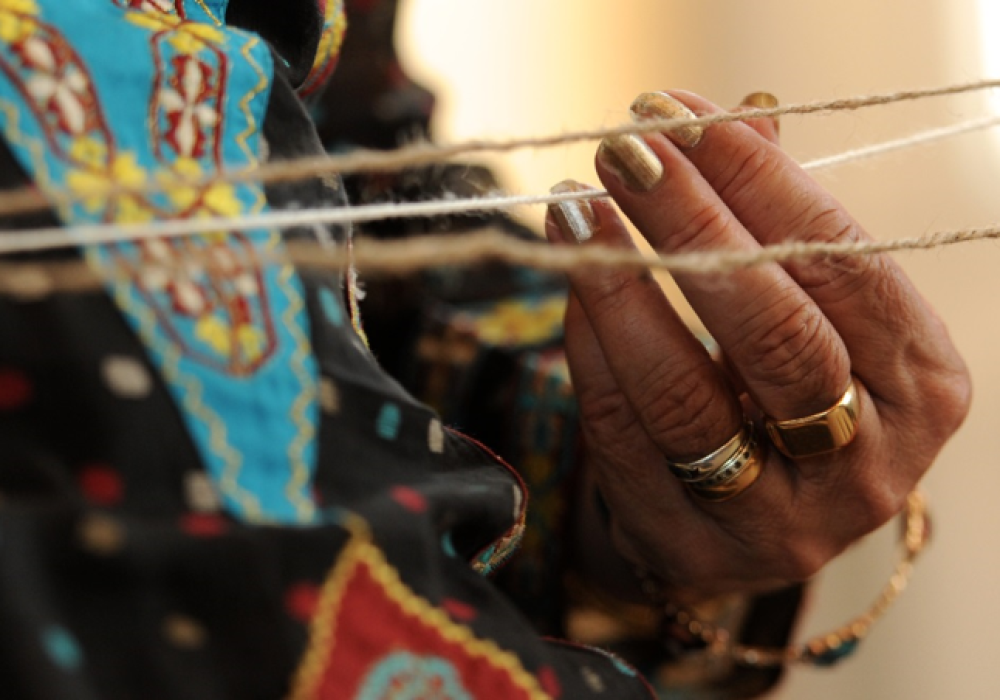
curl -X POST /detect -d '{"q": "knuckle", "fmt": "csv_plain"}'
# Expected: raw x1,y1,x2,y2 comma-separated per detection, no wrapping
846,479,906,537
632,367,732,457
941,366,973,434
784,208,879,299
918,347,973,439
713,140,782,207
669,202,733,252
582,271,655,326
733,293,847,396
886,324,973,444
578,384,640,439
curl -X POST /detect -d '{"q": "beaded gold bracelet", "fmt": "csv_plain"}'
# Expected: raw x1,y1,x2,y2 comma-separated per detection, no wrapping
651,490,930,668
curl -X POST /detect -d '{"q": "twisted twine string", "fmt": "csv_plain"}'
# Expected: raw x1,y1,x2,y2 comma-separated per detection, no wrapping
3,223,999,299
0,77,995,221
0,78,997,298
0,112,996,258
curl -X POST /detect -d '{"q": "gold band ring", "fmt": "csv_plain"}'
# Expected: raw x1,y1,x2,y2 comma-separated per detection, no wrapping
666,421,765,502
665,422,748,483
765,378,861,460
687,428,765,502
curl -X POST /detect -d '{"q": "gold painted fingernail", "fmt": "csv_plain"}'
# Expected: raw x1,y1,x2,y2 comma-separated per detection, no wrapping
630,92,704,148
548,180,598,243
597,134,663,193
740,91,780,133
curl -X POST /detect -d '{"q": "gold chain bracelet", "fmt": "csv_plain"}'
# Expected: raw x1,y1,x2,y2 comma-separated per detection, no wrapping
655,490,930,668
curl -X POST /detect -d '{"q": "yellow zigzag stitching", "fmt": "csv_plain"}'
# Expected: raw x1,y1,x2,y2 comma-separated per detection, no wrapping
279,256,318,523
240,35,317,523
109,274,263,519
191,0,222,26
236,36,267,185
288,530,551,700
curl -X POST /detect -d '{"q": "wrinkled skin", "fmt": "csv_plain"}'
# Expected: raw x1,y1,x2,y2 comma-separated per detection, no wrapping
549,91,971,598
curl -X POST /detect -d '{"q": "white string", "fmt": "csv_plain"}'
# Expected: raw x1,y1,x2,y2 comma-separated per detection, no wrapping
799,114,1000,171
0,113,995,257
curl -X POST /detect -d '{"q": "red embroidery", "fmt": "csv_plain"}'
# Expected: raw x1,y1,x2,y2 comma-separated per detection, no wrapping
0,368,32,410
78,463,125,505
390,485,428,514
285,582,322,623
441,598,477,623
179,512,228,536
536,666,562,698
290,538,550,700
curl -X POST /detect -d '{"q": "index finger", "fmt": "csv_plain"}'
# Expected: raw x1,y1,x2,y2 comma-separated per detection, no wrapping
635,91,951,394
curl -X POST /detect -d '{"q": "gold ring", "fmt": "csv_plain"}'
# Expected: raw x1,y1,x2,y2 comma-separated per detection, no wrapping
765,378,861,460
665,422,748,482
687,428,765,502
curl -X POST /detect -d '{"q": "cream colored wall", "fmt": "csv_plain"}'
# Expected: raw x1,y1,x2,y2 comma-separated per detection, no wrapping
398,1,1000,697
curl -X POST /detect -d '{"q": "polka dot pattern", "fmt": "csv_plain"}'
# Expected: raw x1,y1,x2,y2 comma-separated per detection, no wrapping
183,472,220,513
441,598,477,622
440,532,457,558
163,614,207,650
6,266,52,300
319,377,340,413
42,626,82,671
179,513,227,537
78,464,124,506
390,485,427,514
78,514,125,556
427,418,445,454
318,287,344,326
536,666,562,698
375,402,401,440
101,356,152,399
284,582,321,623
0,368,31,410
581,666,605,693
0,3,654,696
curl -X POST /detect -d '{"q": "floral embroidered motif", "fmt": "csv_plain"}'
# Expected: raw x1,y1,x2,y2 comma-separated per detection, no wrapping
158,55,218,159
357,652,473,700
457,295,567,348
289,528,551,700
0,0,321,523
112,0,180,15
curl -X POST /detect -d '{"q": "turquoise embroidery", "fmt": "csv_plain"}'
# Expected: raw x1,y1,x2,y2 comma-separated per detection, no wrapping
357,652,473,700
319,286,343,326
187,0,227,25
42,626,83,671
376,402,402,441
440,532,457,558
0,0,320,523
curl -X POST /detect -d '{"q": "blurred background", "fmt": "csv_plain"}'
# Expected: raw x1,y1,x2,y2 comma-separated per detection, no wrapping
393,0,1000,697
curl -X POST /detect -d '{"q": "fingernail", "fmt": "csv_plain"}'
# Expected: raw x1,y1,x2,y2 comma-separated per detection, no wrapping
740,91,780,133
548,180,598,243
597,134,663,193
630,92,704,148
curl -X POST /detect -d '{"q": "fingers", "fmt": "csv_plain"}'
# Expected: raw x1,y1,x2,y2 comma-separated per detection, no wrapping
545,183,742,461
596,95,854,428
551,222,806,591
644,91,965,421
628,90,971,470
544,89,970,595
732,91,780,144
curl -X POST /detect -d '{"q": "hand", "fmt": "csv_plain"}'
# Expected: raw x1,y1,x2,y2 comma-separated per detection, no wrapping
546,90,970,597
